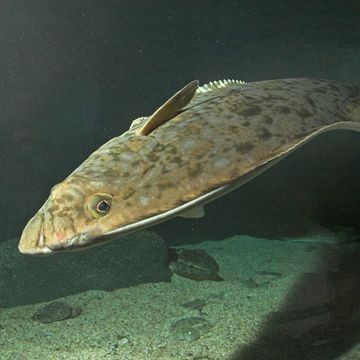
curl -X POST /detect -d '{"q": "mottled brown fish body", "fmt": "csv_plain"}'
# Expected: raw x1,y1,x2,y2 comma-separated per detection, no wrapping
19,78,360,255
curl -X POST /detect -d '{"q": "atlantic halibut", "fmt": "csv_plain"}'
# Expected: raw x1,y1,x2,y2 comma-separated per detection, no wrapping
19,78,360,255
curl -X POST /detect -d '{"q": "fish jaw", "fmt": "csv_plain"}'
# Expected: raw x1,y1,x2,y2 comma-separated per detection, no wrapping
18,183,102,255
18,211,53,255
18,208,98,255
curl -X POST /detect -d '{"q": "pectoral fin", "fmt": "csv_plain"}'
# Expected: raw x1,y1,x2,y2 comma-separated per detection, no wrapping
179,206,205,219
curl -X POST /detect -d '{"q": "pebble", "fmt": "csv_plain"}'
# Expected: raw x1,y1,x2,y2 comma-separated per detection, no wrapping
32,301,82,323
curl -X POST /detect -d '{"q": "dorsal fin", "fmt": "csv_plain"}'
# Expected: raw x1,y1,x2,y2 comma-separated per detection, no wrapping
136,80,199,136
197,79,246,93
128,116,148,132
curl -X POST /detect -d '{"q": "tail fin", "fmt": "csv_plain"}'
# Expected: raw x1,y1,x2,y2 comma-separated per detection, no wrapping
346,94,360,123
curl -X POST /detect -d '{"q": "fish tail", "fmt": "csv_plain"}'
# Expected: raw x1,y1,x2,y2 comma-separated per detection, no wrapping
346,93,360,124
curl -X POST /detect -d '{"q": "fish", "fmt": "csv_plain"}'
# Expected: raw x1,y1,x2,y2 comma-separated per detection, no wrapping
19,78,360,255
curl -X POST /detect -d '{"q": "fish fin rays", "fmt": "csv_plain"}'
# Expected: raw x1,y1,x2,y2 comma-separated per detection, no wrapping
346,95,360,123
274,120,360,163
129,116,148,132
315,121,360,134
196,79,246,93
134,79,246,136
136,80,199,136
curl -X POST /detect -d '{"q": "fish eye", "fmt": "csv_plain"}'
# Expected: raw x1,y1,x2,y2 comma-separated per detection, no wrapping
96,200,111,213
86,193,113,218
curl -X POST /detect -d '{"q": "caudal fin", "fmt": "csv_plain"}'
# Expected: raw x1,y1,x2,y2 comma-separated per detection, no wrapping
346,94,360,123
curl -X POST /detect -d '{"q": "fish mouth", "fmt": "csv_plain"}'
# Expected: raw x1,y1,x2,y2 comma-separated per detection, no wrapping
44,233,94,253
18,212,53,256
18,211,95,256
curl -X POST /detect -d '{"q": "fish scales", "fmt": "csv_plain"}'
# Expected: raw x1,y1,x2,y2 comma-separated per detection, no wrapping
19,78,360,255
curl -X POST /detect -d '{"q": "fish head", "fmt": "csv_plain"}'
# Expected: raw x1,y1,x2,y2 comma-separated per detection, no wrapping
18,178,124,255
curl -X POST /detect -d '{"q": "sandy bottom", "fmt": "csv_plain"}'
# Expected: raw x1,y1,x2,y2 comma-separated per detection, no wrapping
0,234,359,360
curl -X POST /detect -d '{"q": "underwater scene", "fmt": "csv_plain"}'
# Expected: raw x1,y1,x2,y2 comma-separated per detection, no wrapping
1,1,360,359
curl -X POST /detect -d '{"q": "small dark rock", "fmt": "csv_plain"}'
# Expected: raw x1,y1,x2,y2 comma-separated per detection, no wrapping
168,248,223,281
32,301,82,323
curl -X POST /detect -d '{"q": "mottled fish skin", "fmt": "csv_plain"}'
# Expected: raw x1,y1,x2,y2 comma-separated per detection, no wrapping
19,78,360,255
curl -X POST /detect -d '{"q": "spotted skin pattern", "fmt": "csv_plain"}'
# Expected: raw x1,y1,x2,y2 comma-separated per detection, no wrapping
19,78,360,255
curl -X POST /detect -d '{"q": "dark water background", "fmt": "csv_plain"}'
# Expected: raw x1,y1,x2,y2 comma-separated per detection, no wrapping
1,0,360,242
0,3,359,359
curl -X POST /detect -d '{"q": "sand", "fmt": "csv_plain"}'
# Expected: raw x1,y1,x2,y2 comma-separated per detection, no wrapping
0,234,359,360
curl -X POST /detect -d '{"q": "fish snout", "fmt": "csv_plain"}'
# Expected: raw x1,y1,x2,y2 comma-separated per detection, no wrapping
19,208,100,255
18,212,53,255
